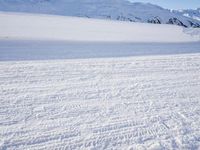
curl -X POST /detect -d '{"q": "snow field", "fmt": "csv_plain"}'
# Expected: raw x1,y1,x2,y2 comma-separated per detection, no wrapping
0,40,200,61
0,12,200,42
0,54,200,149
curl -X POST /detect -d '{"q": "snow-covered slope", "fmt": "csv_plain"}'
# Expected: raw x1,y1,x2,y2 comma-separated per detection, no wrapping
0,12,200,42
173,8,200,22
0,0,199,28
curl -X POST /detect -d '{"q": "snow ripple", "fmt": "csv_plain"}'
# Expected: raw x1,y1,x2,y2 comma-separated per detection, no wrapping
0,54,200,149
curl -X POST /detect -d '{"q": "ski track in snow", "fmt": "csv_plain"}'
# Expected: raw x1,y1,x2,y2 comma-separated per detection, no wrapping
0,54,200,149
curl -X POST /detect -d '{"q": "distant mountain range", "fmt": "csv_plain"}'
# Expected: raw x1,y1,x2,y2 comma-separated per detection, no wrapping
173,8,200,22
0,0,199,28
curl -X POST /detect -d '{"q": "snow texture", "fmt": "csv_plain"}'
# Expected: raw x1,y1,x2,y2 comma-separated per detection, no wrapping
1,11,200,150
1,54,200,149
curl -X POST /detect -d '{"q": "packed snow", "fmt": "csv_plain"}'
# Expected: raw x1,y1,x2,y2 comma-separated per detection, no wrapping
1,11,200,150
0,12,200,42
1,54,200,149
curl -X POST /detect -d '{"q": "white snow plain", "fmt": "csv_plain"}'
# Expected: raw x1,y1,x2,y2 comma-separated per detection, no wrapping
0,12,200,150
0,12,200,42
0,40,200,61
1,54,200,149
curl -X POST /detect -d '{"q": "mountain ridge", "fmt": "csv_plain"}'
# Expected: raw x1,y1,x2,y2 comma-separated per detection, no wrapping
173,8,200,22
0,0,199,28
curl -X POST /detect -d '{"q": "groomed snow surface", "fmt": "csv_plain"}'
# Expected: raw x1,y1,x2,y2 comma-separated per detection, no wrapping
1,54,200,150
1,12,200,150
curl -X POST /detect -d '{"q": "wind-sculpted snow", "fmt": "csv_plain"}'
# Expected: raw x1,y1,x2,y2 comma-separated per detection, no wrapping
0,54,200,149
0,12,200,42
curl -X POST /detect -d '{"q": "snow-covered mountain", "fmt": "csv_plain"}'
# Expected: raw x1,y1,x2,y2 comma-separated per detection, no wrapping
173,8,200,22
0,0,200,28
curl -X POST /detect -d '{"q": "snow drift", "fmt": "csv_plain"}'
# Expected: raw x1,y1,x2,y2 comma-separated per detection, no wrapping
0,12,200,43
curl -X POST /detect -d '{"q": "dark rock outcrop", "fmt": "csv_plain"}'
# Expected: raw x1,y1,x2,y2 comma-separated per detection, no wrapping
167,18,187,27
188,20,200,28
148,17,161,24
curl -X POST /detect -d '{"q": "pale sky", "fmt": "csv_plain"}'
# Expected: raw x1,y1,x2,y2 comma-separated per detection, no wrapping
129,0,200,9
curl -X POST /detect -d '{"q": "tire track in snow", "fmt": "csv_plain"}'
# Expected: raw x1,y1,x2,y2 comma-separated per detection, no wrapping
0,54,200,149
